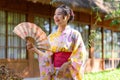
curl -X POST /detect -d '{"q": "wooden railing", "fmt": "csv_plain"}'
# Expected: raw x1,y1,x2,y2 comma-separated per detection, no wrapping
104,58,120,69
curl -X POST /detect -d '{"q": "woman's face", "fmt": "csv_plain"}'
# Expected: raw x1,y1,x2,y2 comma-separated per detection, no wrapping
54,8,68,26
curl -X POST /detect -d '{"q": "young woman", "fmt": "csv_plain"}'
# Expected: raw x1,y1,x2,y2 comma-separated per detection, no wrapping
27,4,87,80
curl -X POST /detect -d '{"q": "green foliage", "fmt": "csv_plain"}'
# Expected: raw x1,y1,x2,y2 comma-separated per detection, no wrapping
84,68,120,80
88,30,97,48
104,0,120,26
88,0,120,49
110,19,120,26
88,7,102,48
92,7,102,25
105,10,120,26
0,64,23,80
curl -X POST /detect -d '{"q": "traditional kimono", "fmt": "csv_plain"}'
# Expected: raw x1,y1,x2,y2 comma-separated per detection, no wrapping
38,25,87,80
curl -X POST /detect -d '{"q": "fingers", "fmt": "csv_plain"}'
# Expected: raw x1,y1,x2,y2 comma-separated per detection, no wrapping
56,70,63,78
26,42,34,49
28,48,35,53
26,42,36,53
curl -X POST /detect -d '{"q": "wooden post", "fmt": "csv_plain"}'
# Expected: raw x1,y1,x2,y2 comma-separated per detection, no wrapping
102,27,105,70
90,14,95,71
111,31,114,69
26,14,34,77
49,18,51,34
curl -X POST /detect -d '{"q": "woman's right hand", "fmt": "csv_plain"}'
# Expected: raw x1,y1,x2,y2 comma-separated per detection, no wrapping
26,41,37,53
26,40,49,57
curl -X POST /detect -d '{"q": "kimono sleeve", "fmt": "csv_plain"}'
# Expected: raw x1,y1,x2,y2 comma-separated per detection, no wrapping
69,30,87,79
38,50,54,79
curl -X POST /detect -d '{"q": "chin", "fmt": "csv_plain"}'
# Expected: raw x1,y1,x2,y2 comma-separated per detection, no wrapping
55,23,60,25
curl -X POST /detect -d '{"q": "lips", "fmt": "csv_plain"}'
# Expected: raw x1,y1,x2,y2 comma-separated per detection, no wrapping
55,19,60,23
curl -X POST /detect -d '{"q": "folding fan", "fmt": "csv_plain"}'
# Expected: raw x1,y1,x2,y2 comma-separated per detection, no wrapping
13,22,50,51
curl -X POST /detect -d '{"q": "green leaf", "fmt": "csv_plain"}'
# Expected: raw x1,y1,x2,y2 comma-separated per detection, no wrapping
110,19,120,26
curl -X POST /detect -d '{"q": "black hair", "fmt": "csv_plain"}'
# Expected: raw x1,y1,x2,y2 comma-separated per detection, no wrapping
57,4,74,23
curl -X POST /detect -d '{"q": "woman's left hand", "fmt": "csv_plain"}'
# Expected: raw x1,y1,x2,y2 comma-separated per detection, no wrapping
56,61,71,78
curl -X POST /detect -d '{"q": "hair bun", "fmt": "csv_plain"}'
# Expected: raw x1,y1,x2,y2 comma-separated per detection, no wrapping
69,9,74,21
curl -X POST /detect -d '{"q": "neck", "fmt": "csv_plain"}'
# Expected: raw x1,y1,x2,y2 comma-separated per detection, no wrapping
58,24,67,32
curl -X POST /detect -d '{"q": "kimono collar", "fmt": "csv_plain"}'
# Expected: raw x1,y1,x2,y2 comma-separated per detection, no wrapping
57,25,71,34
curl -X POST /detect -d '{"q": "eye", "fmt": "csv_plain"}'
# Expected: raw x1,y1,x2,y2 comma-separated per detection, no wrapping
57,13,62,15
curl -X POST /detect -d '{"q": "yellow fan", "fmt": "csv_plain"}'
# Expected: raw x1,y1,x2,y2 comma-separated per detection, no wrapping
13,22,50,51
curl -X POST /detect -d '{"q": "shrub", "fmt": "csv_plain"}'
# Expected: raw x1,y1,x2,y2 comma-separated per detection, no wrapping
0,64,23,80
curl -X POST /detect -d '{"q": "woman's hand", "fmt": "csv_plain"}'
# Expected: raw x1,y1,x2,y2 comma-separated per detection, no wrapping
56,61,71,78
26,41,37,53
26,40,50,57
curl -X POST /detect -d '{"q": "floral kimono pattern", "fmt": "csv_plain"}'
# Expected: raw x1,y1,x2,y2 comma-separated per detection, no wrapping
38,25,87,80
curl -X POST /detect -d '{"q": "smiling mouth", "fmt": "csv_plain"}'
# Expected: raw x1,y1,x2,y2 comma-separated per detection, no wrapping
55,20,60,23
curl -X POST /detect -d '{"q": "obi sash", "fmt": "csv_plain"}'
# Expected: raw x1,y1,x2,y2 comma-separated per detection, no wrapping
53,52,72,67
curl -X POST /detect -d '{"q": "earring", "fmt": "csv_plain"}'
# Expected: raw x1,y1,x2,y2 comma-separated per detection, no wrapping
64,17,67,20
